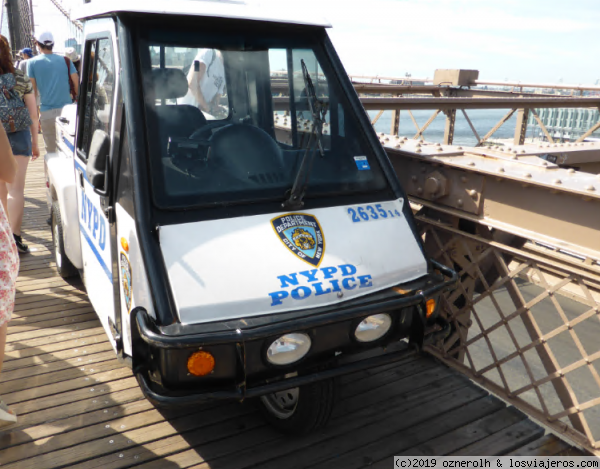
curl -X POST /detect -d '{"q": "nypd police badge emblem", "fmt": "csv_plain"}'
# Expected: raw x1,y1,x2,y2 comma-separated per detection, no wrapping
120,252,133,313
271,213,325,267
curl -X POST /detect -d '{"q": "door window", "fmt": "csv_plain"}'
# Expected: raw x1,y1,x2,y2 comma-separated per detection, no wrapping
78,38,116,158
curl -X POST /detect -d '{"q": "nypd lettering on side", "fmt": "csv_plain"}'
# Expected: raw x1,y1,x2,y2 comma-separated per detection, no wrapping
81,190,106,250
268,264,373,306
271,213,324,267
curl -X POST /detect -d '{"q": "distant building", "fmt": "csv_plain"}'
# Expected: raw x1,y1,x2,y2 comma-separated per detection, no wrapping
528,108,600,142
391,79,425,86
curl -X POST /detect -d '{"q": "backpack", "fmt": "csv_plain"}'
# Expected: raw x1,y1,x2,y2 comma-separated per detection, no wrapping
0,72,33,133
63,56,77,103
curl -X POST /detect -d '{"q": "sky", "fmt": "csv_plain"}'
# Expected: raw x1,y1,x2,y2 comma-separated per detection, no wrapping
31,0,600,85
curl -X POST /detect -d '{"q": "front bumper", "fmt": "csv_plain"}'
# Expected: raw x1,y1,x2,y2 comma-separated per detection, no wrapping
132,260,457,407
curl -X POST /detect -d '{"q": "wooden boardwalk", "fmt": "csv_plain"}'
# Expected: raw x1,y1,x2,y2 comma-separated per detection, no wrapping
0,157,583,468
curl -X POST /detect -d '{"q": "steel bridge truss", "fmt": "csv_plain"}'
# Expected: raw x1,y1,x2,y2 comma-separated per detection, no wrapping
355,90,600,147
420,217,600,454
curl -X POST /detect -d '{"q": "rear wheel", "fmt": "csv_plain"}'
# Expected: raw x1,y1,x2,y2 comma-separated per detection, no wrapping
51,202,78,278
258,378,337,435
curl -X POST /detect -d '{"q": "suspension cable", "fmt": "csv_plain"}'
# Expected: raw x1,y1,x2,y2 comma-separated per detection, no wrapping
46,0,83,31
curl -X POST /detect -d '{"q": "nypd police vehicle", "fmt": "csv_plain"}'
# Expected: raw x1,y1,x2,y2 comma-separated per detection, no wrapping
45,0,456,434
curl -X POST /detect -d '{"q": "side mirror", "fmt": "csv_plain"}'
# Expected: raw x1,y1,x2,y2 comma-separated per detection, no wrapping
86,129,110,196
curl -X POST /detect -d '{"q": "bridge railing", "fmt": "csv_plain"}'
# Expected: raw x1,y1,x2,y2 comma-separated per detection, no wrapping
419,213,600,453
352,84,600,147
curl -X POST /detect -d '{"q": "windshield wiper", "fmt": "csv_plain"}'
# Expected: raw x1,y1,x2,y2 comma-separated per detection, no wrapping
282,59,328,210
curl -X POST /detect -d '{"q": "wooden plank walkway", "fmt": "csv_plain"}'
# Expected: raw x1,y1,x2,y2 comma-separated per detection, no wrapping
0,156,583,468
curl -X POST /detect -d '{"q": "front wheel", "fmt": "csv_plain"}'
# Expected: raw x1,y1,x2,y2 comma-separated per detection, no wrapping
258,378,338,435
51,202,78,278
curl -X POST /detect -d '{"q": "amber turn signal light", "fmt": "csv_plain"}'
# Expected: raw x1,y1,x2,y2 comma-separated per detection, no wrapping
187,351,215,377
120,237,129,252
426,298,437,318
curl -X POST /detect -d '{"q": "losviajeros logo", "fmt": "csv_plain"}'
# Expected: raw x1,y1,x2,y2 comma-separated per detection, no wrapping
271,213,324,267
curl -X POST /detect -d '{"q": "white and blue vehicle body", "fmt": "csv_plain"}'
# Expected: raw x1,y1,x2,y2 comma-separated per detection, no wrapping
45,0,456,432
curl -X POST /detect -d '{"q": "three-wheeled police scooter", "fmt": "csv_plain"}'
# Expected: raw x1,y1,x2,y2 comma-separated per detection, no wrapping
45,0,457,434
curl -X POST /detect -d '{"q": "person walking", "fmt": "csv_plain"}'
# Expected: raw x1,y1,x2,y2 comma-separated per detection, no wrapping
0,35,39,253
15,48,33,74
13,51,22,70
26,31,78,154
181,49,226,118
64,47,81,75
0,119,19,429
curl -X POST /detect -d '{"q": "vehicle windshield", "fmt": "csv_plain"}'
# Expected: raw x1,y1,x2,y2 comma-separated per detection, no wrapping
139,21,389,208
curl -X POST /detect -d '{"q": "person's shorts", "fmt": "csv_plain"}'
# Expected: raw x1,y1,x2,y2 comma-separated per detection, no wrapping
7,128,32,157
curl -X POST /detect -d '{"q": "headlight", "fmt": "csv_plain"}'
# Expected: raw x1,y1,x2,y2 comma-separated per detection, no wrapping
266,333,311,365
354,314,392,342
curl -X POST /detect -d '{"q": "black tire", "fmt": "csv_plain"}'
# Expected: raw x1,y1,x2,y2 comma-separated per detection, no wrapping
258,378,338,435
51,202,78,278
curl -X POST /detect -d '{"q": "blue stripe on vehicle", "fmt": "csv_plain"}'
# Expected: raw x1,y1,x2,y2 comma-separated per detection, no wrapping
74,159,90,183
62,135,75,152
79,222,112,282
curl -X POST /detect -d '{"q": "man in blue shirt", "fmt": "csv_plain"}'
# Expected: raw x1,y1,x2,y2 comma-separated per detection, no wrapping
27,31,79,153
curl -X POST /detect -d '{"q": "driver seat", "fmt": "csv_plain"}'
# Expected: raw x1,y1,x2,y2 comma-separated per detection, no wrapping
151,68,207,152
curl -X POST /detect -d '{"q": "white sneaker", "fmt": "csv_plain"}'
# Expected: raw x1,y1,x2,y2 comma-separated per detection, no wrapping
0,399,17,429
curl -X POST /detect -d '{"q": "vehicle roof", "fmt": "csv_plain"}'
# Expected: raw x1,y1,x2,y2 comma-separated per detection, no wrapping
75,0,332,28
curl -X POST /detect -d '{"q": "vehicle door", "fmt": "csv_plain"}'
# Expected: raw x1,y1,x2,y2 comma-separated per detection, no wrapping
75,33,119,350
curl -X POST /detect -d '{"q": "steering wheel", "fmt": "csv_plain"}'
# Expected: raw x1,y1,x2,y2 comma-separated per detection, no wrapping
208,124,284,183
189,121,228,141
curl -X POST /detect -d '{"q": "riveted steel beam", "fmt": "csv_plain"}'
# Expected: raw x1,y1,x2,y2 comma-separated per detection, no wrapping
443,109,456,145
476,109,516,147
390,109,400,136
576,118,600,143
351,83,558,99
412,109,440,140
530,108,555,143
274,96,600,111
513,108,530,146
381,135,600,262
271,82,566,100
359,97,600,111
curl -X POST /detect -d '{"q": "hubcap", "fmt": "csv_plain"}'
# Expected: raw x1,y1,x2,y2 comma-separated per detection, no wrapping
260,387,299,420
53,222,62,268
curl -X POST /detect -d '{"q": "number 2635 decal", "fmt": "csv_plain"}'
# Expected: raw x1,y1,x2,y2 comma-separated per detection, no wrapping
346,202,402,223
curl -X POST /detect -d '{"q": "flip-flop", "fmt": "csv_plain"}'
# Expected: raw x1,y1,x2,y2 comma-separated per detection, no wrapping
0,399,17,429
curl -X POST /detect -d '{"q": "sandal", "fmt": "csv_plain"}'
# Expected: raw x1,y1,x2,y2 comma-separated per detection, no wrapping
0,399,17,429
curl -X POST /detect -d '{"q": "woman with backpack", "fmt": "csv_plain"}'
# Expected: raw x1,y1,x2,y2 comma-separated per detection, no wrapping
0,35,40,253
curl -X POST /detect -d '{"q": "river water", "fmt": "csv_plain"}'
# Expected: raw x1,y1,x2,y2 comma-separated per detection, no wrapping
368,109,530,146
